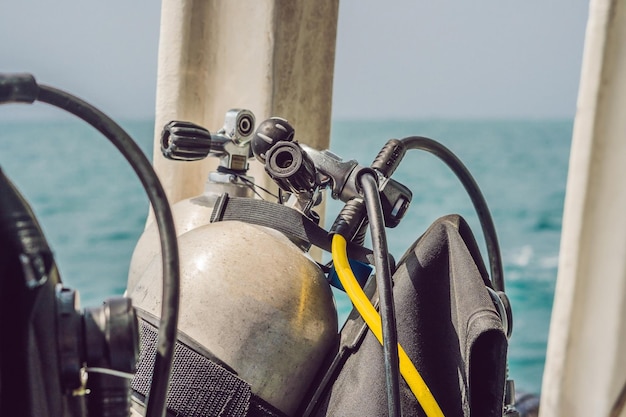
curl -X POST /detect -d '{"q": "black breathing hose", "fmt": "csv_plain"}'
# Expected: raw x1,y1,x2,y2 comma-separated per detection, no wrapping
358,171,401,417
36,84,180,417
400,136,505,292
0,74,179,417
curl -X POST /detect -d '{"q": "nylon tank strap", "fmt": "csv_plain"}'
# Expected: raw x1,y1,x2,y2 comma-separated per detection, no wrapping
131,313,287,417
210,194,374,265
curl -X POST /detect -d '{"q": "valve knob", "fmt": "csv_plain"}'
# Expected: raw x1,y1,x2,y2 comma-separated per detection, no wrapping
161,121,213,161
251,117,295,163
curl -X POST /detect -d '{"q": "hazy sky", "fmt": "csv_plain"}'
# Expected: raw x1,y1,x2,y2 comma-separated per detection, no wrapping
1,1,589,120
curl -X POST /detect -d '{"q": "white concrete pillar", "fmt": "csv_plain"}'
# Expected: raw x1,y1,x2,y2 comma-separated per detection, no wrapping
540,1,626,415
151,0,339,207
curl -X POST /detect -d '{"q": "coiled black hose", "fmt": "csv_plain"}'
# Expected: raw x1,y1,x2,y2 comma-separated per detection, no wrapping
35,84,180,417
400,136,505,292
0,74,180,417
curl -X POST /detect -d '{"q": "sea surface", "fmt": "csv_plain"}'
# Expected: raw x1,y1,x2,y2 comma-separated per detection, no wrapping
0,116,571,396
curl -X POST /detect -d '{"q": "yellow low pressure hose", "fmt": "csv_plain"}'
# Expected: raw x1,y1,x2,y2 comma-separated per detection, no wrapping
331,234,445,417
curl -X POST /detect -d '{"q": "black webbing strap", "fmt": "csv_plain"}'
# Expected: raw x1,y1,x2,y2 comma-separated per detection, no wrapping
132,317,287,417
210,194,374,265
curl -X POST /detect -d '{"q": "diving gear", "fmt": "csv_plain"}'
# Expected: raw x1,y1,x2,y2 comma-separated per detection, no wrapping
0,73,179,417
128,113,338,416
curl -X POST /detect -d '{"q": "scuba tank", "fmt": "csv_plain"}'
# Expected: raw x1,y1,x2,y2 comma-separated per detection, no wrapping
127,110,258,292
127,111,338,416
129,114,520,417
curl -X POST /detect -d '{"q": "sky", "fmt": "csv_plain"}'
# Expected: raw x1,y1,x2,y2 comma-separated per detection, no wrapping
1,1,590,121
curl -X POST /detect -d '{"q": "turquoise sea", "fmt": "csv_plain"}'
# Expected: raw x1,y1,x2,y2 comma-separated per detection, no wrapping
0,116,571,396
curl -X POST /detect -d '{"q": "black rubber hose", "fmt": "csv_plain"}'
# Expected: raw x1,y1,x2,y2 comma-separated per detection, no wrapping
400,136,505,292
36,84,179,417
358,171,401,417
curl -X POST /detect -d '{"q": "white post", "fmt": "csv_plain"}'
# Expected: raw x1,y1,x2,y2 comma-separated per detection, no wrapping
151,0,338,209
540,0,626,415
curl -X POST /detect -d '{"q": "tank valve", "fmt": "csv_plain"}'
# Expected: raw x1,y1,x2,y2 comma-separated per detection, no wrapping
161,120,213,161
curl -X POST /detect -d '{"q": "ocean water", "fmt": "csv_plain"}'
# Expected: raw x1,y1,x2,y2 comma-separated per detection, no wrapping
0,116,571,396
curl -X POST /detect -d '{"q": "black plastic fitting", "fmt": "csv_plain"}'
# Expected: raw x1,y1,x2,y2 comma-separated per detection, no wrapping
371,138,406,178
330,198,367,240
251,117,295,163
265,141,317,195
161,120,213,161
0,73,39,104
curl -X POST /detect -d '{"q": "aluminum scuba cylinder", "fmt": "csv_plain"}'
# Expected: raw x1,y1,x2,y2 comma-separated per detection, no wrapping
127,110,338,416
127,111,257,293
